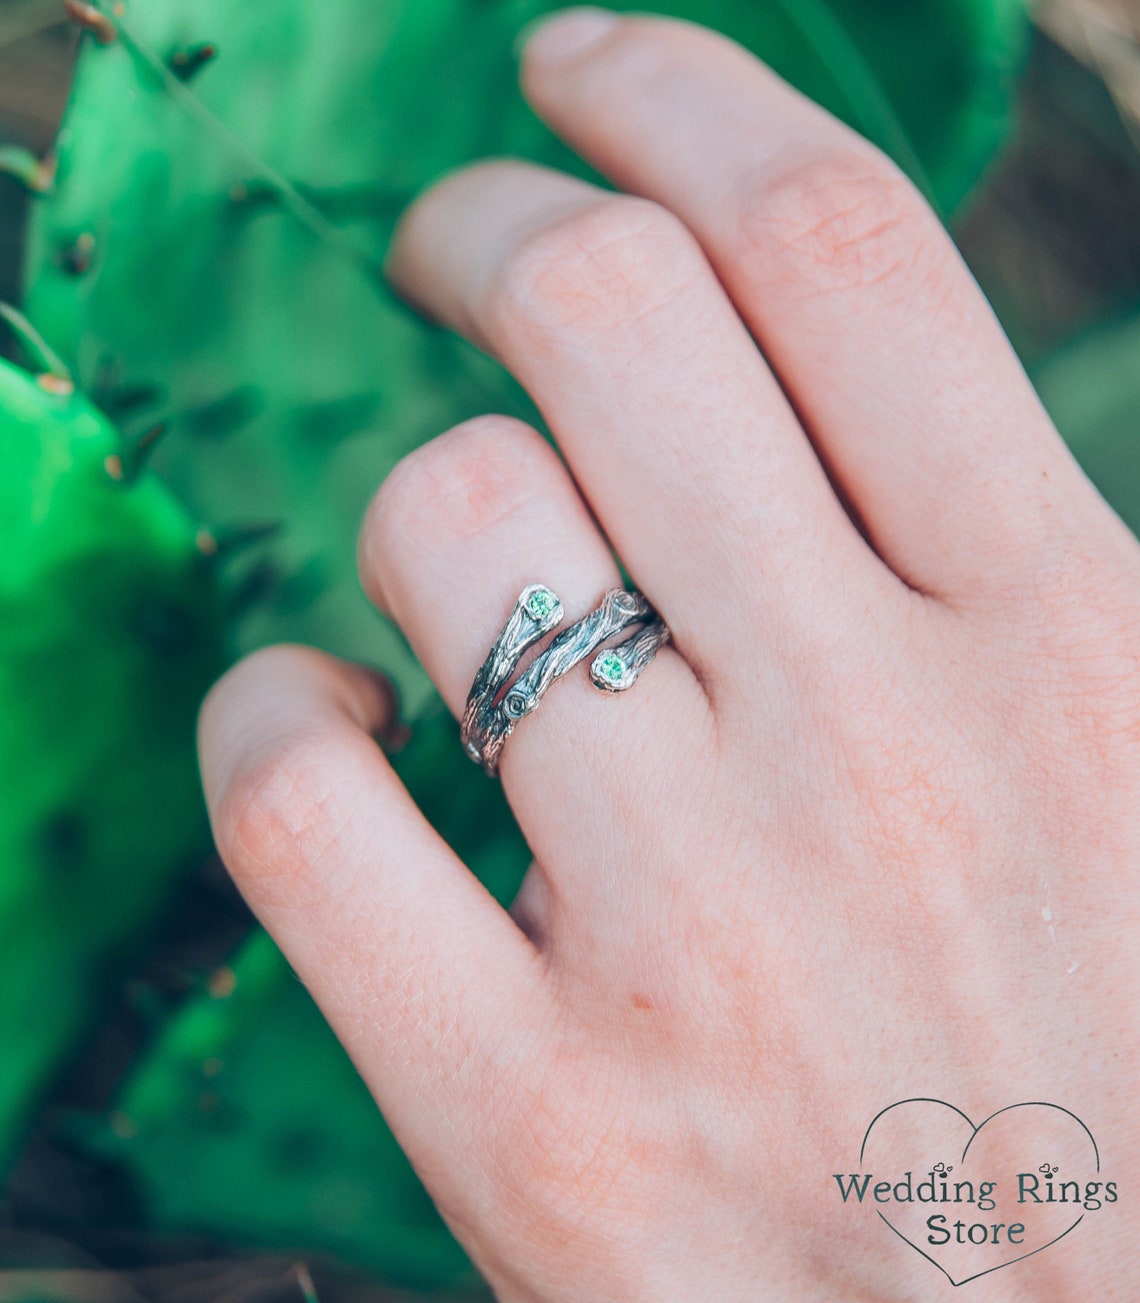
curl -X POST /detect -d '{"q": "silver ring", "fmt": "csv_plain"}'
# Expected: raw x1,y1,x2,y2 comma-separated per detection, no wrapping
461,584,670,776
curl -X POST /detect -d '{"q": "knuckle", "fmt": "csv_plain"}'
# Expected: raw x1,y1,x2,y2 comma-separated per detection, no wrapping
485,196,703,345
735,146,941,301
366,415,546,551
214,725,351,901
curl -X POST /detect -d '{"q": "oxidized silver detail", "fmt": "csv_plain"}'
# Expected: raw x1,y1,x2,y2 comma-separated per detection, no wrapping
461,584,563,769
461,585,668,776
590,618,672,693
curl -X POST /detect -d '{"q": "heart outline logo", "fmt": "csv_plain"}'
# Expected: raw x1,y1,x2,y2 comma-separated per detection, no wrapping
860,1098,1100,1287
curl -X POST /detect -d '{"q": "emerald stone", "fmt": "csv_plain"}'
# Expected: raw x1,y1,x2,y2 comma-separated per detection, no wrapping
526,587,557,621
597,651,625,683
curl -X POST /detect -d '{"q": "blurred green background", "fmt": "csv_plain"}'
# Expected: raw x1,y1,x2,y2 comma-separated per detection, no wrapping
0,0,1138,1299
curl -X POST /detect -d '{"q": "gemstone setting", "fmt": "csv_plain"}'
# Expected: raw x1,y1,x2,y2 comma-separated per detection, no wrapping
597,651,624,681
524,585,558,622
591,648,630,692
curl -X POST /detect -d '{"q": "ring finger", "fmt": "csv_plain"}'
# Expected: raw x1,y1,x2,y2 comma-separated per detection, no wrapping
358,413,712,878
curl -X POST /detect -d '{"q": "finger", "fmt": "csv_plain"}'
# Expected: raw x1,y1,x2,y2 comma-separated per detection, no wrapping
197,643,550,1214
518,11,1109,602
384,158,902,674
359,414,713,865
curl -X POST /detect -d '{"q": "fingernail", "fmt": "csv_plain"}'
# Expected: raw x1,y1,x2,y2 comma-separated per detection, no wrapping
515,8,619,67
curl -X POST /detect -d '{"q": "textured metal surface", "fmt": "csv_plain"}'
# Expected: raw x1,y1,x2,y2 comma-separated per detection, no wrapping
590,617,672,693
461,586,668,776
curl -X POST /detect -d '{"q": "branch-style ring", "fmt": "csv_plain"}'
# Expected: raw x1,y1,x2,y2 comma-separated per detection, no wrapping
460,584,670,776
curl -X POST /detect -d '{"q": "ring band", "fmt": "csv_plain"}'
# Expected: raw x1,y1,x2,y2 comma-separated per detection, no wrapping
461,585,669,776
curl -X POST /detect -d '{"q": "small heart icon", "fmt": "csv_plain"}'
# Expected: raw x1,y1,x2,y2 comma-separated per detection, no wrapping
856,1099,1102,1286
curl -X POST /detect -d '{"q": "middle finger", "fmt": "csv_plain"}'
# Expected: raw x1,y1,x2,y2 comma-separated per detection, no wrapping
385,159,900,677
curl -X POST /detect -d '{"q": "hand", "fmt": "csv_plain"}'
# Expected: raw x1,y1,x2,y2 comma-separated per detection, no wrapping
197,10,1140,1299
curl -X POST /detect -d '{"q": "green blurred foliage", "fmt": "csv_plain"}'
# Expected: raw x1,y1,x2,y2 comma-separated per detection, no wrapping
91,928,473,1289
1035,311,1140,539
0,348,225,1170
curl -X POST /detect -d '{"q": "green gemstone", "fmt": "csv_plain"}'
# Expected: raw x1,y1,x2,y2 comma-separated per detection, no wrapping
526,587,557,620
597,651,625,683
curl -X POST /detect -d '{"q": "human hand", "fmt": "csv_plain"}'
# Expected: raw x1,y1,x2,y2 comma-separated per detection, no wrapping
197,10,1140,1298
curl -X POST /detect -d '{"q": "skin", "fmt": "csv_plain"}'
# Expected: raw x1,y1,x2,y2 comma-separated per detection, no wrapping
197,10,1140,1299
